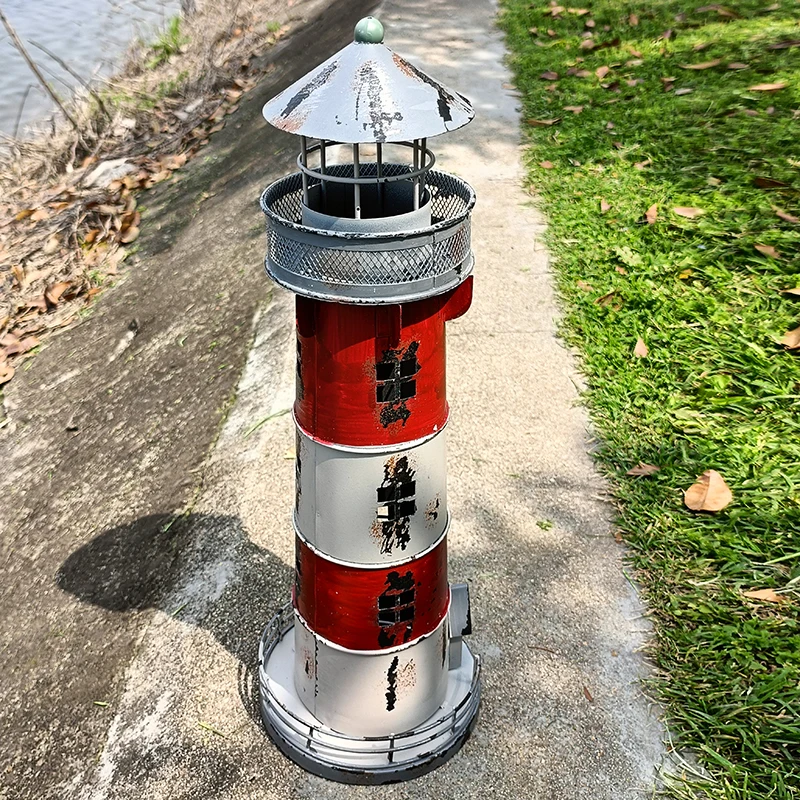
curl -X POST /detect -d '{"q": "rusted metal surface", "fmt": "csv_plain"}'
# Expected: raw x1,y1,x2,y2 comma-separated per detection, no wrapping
262,40,473,143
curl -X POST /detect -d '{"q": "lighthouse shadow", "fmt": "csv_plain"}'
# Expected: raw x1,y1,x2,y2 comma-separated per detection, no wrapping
56,512,293,723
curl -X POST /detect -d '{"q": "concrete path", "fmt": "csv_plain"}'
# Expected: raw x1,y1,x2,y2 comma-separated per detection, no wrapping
2,1,667,798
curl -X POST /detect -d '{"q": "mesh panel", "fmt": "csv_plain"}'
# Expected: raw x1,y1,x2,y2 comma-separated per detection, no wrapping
261,168,474,288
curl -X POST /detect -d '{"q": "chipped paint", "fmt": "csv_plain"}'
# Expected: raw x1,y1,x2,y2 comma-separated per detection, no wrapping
385,655,400,711
375,455,416,554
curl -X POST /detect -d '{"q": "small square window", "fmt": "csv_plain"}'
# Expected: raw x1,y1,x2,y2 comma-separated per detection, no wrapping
399,379,416,400
375,362,396,381
400,358,418,378
377,382,400,403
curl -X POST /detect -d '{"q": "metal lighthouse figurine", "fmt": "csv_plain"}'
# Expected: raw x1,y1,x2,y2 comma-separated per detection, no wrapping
256,16,481,783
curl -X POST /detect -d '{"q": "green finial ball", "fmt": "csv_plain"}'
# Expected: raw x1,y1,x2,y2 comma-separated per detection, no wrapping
354,16,384,44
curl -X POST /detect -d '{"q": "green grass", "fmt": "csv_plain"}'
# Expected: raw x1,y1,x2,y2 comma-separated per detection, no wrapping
147,16,188,69
499,1,799,797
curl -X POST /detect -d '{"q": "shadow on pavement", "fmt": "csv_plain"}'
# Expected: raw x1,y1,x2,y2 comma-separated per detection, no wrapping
57,512,293,722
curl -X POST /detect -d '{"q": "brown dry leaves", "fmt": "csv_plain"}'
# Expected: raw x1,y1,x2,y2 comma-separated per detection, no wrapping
627,463,661,477
754,244,781,259
633,338,649,357
680,59,722,70
742,588,785,604
781,326,800,350
684,470,733,512
0,13,273,389
748,82,787,92
673,206,704,218
646,204,658,224
774,207,800,224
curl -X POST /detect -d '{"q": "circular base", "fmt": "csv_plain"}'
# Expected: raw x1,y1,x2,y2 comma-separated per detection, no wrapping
257,605,481,785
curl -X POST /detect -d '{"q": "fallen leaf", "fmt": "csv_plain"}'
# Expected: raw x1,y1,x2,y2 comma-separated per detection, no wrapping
626,59,644,66
634,337,649,357
44,234,60,255
119,226,140,244
539,160,555,169
2,334,40,356
774,207,800,223
595,290,619,307
727,62,749,69
540,70,559,81
680,59,722,69
780,287,800,297
748,82,786,92
781,325,800,349
574,68,593,77
161,153,188,170
44,282,70,306
585,19,596,28
563,105,584,113
579,38,596,50
707,176,721,186
742,588,785,603
0,363,14,385
767,39,800,50
583,686,594,703
576,280,594,292
628,13,639,25
596,65,611,79
547,28,557,37
615,266,627,275
659,29,674,40
674,88,695,95
635,159,652,170
754,177,788,189
627,463,661,476
646,204,658,224
527,118,561,126
627,46,642,57
754,244,780,259
693,42,711,51
600,198,611,213
673,206,704,218
84,229,101,244
679,268,693,279
606,121,615,130
684,470,733,512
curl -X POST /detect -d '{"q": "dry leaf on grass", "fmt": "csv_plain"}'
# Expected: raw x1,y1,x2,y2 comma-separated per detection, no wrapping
564,105,584,113
596,65,611,79
781,325,800,349
748,82,787,92
627,463,661,477
635,159,652,170
774,207,800,224
754,177,788,188
742,588,785,603
754,244,780,259
674,88,694,96
680,59,722,70
540,70,559,81
628,13,639,25
727,62,749,69
781,287,800,297
646,204,658,224
527,118,561,126
633,338,649,357
539,161,555,169
600,198,611,213
582,686,594,703
673,206,704,218
684,470,733,512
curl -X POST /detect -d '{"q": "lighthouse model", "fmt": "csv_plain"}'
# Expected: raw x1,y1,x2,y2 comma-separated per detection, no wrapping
257,17,481,783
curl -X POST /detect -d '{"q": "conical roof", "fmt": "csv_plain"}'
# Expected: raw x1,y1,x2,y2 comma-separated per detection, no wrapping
262,17,473,143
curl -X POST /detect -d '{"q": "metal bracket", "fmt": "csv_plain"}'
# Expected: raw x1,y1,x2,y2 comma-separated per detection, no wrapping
448,582,472,670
